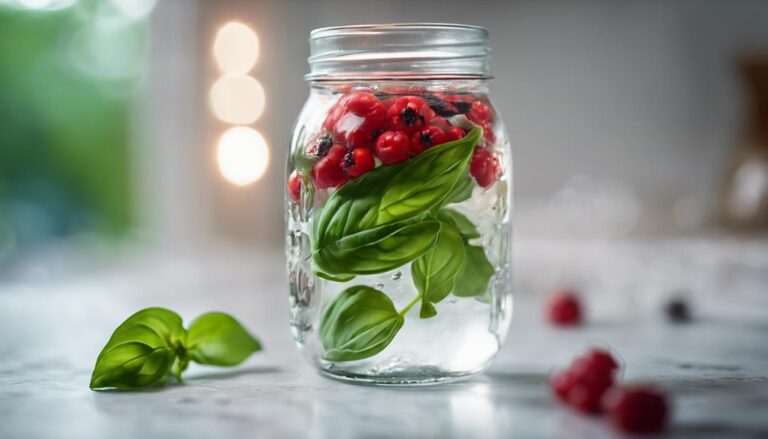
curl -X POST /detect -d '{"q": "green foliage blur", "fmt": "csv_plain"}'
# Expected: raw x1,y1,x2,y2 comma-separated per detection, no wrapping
0,1,147,260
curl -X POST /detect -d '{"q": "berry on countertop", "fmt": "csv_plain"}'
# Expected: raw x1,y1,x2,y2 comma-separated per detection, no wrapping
604,385,669,434
287,171,301,203
411,126,447,154
312,144,348,189
375,131,411,165
325,92,386,148
550,347,620,414
665,297,692,323
470,147,500,188
343,147,375,178
546,290,582,327
386,96,435,134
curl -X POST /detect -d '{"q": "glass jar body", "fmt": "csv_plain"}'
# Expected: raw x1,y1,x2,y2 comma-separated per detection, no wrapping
285,80,512,385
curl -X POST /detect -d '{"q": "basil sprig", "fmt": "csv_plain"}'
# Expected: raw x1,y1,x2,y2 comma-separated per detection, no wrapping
312,127,482,279
90,308,261,390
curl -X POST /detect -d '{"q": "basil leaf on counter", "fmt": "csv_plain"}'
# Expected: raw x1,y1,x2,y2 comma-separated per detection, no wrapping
312,127,481,276
90,308,262,391
319,286,404,361
313,220,440,276
437,208,480,240
187,312,262,366
90,308,184,390
412,221,466,318
453,245,495,297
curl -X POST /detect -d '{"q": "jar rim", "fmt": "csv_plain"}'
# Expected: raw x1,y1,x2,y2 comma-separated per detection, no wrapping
307,23,491,81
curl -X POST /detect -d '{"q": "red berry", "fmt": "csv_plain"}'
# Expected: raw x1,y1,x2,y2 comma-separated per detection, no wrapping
480,121,496,145
386,96,435,134
445,125,465,141
604,386,669,434
551,370,576,402
287,171,301,203
546,291,582,327
343,147,375,178
325,92,386,148
583,348,620,374
467,100,493,123
411,126,447,154
469,147,500,188
430,116,451,130
568,381,611,414
375,131,411,165
312,144,348,189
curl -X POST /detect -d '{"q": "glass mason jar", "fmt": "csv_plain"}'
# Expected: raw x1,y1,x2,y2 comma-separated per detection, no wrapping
285,24,512,385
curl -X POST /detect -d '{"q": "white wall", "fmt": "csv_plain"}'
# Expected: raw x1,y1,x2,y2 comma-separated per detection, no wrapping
145,0,768,247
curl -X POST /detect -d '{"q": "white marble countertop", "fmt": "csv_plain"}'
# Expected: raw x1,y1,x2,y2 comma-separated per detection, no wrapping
1,246,767,438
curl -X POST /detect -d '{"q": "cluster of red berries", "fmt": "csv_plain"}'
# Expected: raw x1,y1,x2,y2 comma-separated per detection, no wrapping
551,348,669,434
287,90,501,203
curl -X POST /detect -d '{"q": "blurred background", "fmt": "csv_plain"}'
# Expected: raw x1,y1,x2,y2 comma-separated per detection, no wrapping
1,0,767,318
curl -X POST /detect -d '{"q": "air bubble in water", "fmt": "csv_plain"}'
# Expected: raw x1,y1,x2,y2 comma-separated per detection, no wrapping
390,271,402,280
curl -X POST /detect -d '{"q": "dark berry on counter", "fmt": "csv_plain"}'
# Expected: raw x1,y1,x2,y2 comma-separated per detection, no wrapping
604,386,669,434
665,298,692,323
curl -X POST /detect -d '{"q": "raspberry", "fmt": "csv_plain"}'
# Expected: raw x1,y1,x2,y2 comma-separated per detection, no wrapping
604,386,669,434
411,126,447,155
386,96,435,134
469,147,500,188
546,290,582,327
467,100,493,124
343,147,375,178
325,92,386,148
551,347,620,414
375,131,411,165
287,171,301,203
480,121,496,145
445,125,465,141
582,348,620,374
551,370,576,402
312,144,348,189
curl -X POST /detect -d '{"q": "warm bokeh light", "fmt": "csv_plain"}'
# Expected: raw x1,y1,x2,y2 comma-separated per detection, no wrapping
209,75,265,125
217,126,269,186
213,22,259,74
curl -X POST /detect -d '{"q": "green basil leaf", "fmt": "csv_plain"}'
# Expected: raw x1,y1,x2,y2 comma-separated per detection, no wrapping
377,127,482,223
437,208,480,240
319,285,404,361
90,308,184,390
186,312,262,366
445,176,474,204
313,219,440,276
315,270,356,282
313,127,481,275
453,245,495,297
412,221,466,318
